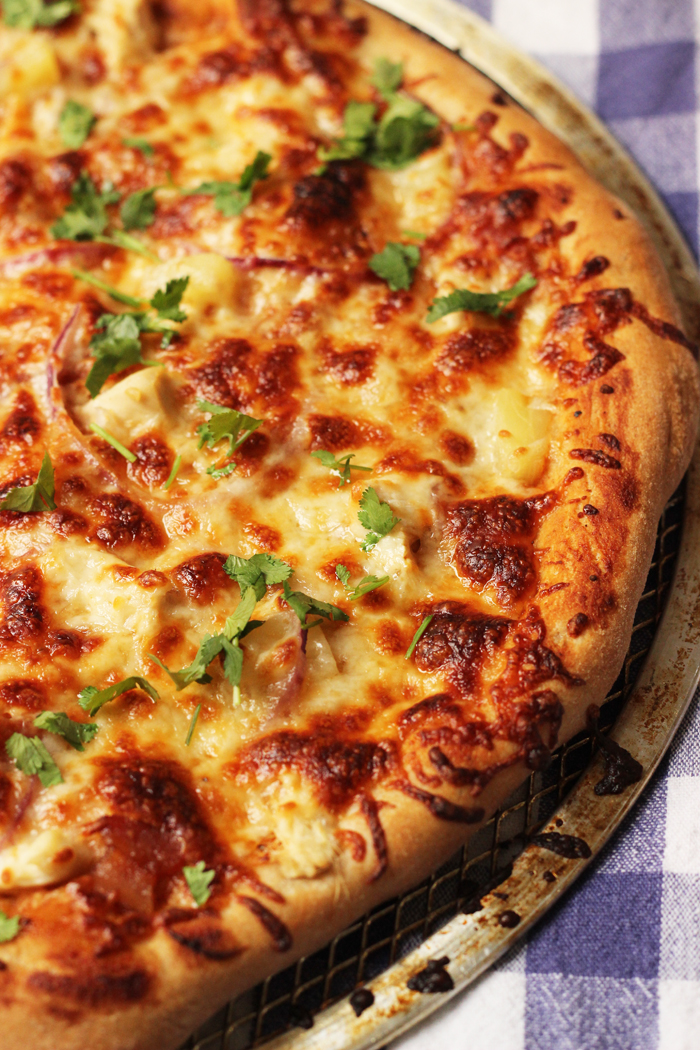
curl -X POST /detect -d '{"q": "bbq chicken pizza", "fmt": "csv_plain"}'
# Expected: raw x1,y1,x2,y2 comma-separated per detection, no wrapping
0,0,696,1047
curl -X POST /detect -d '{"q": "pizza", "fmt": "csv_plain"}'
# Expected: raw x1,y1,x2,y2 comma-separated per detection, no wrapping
0,0,696,1047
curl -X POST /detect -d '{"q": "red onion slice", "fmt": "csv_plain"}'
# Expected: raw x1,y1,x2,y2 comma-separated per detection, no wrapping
0,242,117,279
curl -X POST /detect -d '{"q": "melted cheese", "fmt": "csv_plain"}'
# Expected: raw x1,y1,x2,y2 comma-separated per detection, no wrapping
0,0,601,910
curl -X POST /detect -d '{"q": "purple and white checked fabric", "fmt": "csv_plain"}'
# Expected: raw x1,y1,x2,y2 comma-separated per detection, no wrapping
390,2,700,1048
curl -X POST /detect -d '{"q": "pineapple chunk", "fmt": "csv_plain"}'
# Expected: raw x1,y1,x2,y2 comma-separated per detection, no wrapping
0,33,59,98
492,388,553,485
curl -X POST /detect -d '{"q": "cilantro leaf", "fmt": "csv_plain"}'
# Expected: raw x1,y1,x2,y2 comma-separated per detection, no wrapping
358,487,401,551
122,137,155,158
88,422,136,462
71,268,143,307
149,632,246,694
0,452,56,512
85,280,188,396
335,566,389,600
120,187,157,231
183,861,215,907
223,553,292,600
33,711,98,752
185,150,271,216
372,57,403,99
282,580,348,629
368,94,439,170
426,273,537,322
78,676,159,716
163,453,181,490
0,911,20,944
335,564,351,587
50,172,117,241
310,449,372,487
369,242,420,291
86,312,144,397
405,613,433,659
185,703,201,746
196,400,263,456
150,276,188,322
5,733,62,788
59,100,95,150
318,100,377,163
206,462,236,479
2,0,79,29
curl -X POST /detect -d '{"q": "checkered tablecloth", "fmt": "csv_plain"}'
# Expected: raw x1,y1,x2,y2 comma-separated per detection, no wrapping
391,2,700,1048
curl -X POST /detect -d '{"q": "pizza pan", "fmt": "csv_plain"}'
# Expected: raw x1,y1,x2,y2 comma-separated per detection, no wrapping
181,3,700,1048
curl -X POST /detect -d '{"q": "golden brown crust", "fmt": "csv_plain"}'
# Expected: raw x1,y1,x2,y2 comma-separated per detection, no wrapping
0,1,697,1047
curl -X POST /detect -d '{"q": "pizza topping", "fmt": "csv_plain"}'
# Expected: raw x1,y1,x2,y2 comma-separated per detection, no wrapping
358,487,401,552
86,278,189,396
2,0,78,29
369,242,420,291
0,910,20,943
183,861,215,907
0,452,55,512
183,150,271,216
78,676,159,716
319,61,439,170
5,732,62,787
120,188,157,231
71,269,142,306
336,565,389,601
282,581,348,629
185,704,201,746
50,172,120,242
405,614,433,660
89,422,136,462
196,400,263,456
427,273,537,323
33,710,98,750
122,137,155,159
59,100,95,150
310,449,372,487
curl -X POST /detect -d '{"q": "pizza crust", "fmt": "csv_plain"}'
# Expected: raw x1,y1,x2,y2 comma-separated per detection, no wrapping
0,1,697,1047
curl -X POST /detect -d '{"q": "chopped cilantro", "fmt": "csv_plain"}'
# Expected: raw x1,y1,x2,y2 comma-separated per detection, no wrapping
185,703,201,746
0,911,20,944
163,453,181,490
369,242,420,291
86,278,188,396
78,676,159,716
149,554,286,701
122,137,155,158
5,733,62,788
33,711,98,751
206,462,236,479
319,59,438,171
150,633,243,694
372,57,403,99
223,552,292,598
104,228,158,260
50,172,117,242
452,121,477,132
402,229,427,240
151,277,188,322
405,613,433,659
319,101,377,163
183,861,215,907
71,268,143,307
196,400,263,456
369,94,439,170
2,0,79,29
0,452,56,513
89,422,136,462
310,449,372,487
184,150,271,216
120,187,157,231
335,564,389,600
282,580,348,629
358,487,401,551
59,100,95,149
426,273,537,322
